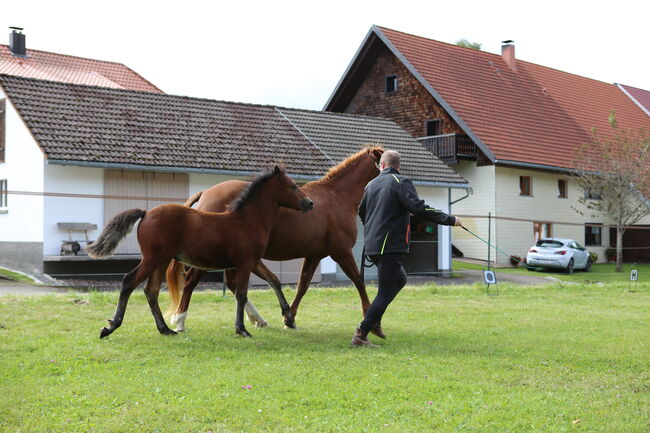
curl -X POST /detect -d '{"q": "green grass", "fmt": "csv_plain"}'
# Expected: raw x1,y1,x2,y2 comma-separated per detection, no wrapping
0,266,38,284
1,283,649,432
453,260,650,283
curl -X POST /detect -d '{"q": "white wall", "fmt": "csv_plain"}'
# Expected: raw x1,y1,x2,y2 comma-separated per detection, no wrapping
495,166,609,263
0,92,45,243
449,161,496,261
43,164,104,255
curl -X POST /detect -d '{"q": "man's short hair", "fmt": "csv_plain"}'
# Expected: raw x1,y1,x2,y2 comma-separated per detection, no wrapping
380,150,401,168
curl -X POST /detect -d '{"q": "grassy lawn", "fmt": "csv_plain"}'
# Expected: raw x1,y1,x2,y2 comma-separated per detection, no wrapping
1,282,648,433
453,260,650,284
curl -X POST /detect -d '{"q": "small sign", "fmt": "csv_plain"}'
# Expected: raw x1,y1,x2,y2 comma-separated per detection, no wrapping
484,270,497,285
630,269,638,281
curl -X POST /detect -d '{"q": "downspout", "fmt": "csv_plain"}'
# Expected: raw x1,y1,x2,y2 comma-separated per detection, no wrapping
446,187,473,275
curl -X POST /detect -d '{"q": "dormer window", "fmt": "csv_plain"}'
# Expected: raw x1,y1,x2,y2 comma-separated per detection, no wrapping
385,75,397,93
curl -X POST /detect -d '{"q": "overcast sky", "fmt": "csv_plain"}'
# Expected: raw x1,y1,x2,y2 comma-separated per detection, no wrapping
3,0,649,110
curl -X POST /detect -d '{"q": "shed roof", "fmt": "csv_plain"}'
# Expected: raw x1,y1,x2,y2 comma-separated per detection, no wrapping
0,74,467,186
0,44,162,93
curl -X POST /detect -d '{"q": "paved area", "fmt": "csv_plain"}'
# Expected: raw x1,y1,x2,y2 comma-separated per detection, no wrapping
0,277,71,295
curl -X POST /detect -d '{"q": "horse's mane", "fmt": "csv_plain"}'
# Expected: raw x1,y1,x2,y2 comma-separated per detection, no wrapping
316,145,384,183
228,167,280,211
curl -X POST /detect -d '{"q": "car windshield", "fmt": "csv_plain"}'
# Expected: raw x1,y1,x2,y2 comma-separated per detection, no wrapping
536,240,564,248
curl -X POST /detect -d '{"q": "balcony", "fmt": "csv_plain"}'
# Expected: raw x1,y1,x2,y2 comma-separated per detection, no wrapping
417,133,477,164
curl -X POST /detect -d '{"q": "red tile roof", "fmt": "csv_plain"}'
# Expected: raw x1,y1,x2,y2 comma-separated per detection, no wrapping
618,84,650,116
0,44,162,93
365,27,650,170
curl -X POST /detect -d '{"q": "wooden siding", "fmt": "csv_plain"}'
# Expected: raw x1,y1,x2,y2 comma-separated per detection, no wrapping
104,170,188,255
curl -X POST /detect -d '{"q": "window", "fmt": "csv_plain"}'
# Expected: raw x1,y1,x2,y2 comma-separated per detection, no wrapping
558,179,567,198
425,119,441,136
385,75,397,93
584,188,602,200
0,179,6,208
0,99,5,163
519,176,532,196
585,223,602,246
533,222,552,243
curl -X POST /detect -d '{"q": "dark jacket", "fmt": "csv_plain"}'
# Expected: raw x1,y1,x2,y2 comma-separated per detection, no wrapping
358,167,456,255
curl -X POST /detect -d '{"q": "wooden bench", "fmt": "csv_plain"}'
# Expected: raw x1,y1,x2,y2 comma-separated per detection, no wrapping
57,222,97,256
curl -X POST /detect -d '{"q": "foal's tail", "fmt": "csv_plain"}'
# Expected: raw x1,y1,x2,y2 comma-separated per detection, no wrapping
86,209,146,259
166,260,186,316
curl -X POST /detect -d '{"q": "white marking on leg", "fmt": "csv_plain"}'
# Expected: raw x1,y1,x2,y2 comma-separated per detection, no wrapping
244,301,268,327
171,312,187,332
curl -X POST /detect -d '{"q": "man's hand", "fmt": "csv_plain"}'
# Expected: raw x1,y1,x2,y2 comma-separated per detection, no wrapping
454,217,463,227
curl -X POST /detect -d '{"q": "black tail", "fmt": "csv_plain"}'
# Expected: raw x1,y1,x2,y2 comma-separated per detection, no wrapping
86,209,146,258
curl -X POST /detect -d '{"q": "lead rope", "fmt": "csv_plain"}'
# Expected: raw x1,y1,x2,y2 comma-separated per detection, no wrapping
359,247,375,281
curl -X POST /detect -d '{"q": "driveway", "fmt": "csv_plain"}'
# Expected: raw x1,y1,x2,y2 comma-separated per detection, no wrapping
0,277,69,295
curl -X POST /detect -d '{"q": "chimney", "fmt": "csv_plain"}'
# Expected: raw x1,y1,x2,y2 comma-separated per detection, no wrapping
9,27,26,57
501,40,516,71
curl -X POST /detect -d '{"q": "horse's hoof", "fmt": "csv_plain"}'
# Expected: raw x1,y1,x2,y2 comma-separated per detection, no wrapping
370,325,386,339
254,321,269,328
173,327,185,333
160,328,177,336
99,327,113,339
236,330,252,338
283,320,297,329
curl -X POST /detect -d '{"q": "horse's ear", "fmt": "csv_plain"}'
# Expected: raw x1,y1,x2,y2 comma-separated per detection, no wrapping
372,148,384,161
273,165,281,175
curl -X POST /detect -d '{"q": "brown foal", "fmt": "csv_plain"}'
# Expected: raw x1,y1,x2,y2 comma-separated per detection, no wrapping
87,165,313,338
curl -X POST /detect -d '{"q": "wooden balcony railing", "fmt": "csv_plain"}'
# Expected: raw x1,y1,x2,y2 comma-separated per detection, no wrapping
417,133,477,163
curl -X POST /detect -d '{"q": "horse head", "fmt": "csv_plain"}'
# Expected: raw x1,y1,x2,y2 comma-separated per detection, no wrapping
272,165,314,213
366,146,385,173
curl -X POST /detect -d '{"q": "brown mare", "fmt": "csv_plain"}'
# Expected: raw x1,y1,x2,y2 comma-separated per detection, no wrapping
166,146,385,336
87,165,313,338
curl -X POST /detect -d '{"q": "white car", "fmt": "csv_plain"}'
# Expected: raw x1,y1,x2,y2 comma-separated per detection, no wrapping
526,238,592,273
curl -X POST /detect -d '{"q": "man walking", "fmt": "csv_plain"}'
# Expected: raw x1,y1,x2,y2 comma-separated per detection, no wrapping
351,150,462,348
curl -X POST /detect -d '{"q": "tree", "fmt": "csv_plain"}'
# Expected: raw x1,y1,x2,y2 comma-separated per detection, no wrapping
572,111,650,272
455,39,481,50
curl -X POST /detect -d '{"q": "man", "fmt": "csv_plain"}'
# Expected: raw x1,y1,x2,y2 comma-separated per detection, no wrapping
351,150,462,348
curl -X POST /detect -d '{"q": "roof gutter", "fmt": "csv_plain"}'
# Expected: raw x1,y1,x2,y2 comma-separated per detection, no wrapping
413,180,470,189
494,159,578,174
47,159,470,188
46,159,322,181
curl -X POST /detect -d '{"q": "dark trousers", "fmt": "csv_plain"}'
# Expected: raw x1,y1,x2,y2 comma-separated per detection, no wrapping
359,253,407,333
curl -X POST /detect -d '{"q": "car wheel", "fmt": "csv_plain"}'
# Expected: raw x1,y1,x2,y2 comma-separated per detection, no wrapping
565,258,574,274
584,257,592,272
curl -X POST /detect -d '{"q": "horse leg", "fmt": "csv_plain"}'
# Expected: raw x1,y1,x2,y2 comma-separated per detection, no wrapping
223,269,268,327
143,264,176,336
229,268,252,337
289,257,321,320
170,267,206,332
100,261,152,339
334,250,386,339
251,261,294,328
